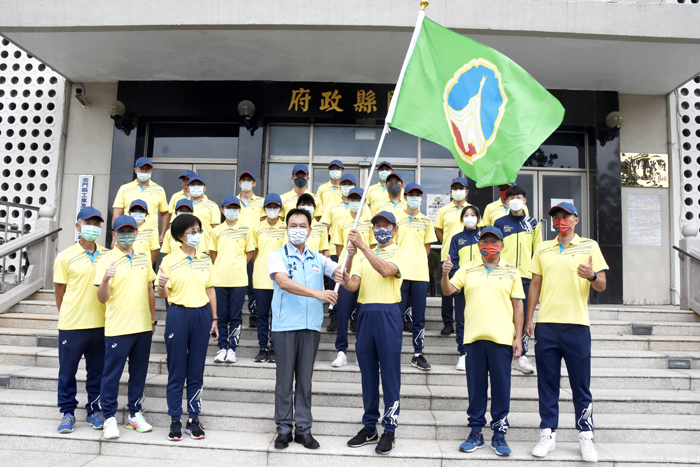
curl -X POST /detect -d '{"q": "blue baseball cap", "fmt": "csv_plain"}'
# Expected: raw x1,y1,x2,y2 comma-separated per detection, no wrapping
239,171,256,181
372,211,397,225
175,199,194,211
340,173,357,184
113,215,138,231
128,199,148,212
134,157,153,168
187,175,206,186
297,193,316,207
178,170,196,180
292,164,309,175
451,177,468,188
264,193,282,207
348,187,364,198
377,161,393,170
76,206,104,222
480,226,504,240
386,172,403,183
329,160,344,169
222,195,240,207
549,202,579,217
404,182,423,194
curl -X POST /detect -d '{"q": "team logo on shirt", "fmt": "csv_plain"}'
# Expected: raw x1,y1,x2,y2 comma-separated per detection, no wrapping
502,225,513,233
312,265,320,273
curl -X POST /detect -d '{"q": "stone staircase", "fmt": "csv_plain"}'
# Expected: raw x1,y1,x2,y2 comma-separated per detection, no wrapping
0,290,699,466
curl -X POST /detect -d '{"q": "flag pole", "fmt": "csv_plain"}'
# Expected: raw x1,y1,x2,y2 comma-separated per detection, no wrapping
329,1,428,309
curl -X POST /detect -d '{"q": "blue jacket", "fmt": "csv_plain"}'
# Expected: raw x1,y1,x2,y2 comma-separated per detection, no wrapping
493,213,542,280
449,228,481,272
271,243,326,332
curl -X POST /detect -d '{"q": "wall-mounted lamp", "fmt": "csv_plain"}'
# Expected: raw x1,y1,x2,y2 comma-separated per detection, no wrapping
74,83,91,108
237,100,258,136
597,111,624,146
108,100,136,136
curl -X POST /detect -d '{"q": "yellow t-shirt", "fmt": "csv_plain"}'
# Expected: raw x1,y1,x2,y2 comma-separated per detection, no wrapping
321,200,372,236
352,243,406,304
395,211,438,282
112,180,168,231
209,221,251,288
133,224,160,255
284,220,329,253
158,249,219,308
530,235,609,326
366,183,404,210
168,190,188,215
435,201,473,261
317,180,343,208
160,227,208,256
93,249,156,337
450,257,525,346
371,198,408,217
331,210,375,261
53,243,110,330
237,192,264,230
191,195,221,249
482,199,530,227
251,219,287,289
279,189,323,220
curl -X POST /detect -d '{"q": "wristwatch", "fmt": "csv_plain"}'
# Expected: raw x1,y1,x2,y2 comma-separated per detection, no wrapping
588,272,597,282
152,320,158,326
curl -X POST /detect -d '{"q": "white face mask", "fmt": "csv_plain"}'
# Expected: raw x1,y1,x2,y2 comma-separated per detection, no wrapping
463,216,478,229
329,170,342,180
186,232,202,248
136,172,152,182
452,189,466,201
349,201,361,213
378,170,391,181
240,181,253,192
340,185,353,197
189,186,204,198
265,207,280,219
509,198,524,212
406,196,422,209
299,205,315,216
224,208,239,220
288,228,309,246
130,212,146,225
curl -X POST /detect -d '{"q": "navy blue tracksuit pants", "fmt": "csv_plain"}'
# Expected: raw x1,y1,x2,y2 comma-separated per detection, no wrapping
255,289,274,350
535,323,593,432
521,279,530,354
399,280,428,353
247,261,257,316
58,327,104,415
165,303,211,419
465,340,512,434
454,292,466,355
101,331,152,419
356,304,402,433
440,266,458,324
215,286,245,350
335,285,359,353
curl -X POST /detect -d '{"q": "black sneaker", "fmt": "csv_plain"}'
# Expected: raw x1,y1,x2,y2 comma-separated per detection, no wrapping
411,354,431,371
349,320,357,333
326,317,337,332
254,349,268,362
185,418,205,439
249,315,257,328
440,322,454,335
268,349,276,364
168,419,182,441
403,321,413,333
375,431,396,455
347,426,379,447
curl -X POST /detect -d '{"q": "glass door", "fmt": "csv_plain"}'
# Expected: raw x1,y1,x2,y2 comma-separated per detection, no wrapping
151,162,237,211
539,172,587,240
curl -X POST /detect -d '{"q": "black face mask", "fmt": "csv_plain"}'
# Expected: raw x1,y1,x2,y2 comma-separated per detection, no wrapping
294,177,307,188
387,183,401,195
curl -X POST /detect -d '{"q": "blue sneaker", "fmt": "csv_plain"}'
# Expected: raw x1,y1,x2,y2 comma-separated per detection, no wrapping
459,431,484,453
86,412,105,430
491,434,512,456
57,413,75,433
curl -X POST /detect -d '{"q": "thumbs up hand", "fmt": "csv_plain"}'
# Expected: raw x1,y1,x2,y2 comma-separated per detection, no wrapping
442,255,454,275
577,255,594,280
105,261,116,280
158,265,170,289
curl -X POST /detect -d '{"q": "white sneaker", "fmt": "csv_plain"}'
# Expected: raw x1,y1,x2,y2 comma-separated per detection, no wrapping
103,416,120,439
456,355,466,371
531,428,556,457
515,355,535,374
126,411,153,433
579,431,598,463
331,351,347,367
225,348,237,363
214,348,227,363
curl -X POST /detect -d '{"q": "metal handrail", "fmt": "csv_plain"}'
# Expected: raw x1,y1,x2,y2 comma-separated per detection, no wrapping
0,202,40,211
0,228,62,259
673,245,700,264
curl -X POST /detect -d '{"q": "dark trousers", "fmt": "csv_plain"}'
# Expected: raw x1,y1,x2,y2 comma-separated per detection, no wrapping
247,261,257,316
326,255,339,319
101,331,152,419
165,304,211,419
465,340,512,434
215,286,246,350
399,280,428,353
521,279,530,354
255,289,274,350
335,285,359,353
57,327,105,415
440,265,458,324
455,292,466,355
356,304,402,433
535,323,593,432
271,329,321,436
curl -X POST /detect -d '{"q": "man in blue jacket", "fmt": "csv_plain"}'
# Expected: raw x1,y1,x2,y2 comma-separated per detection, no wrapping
268,208,341,450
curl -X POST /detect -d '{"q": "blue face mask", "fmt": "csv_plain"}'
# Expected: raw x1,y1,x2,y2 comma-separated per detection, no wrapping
373,228,394,245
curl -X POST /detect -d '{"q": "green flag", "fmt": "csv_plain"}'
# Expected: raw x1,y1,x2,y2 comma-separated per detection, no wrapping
387,15,565,188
